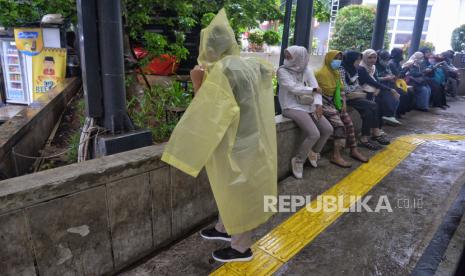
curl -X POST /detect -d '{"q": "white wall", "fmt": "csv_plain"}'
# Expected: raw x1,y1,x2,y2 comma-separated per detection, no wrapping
427,0,465,52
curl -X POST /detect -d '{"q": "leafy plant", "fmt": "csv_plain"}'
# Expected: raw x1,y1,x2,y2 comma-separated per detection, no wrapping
451,24,465,52
263,30,280,45
67,131,80,163
127,81,192,142
402,40,436,59
0,0,77,27
314,0,331,22
201,12,216,28
248,30,264,46
329,5,389,51
272,75,278,96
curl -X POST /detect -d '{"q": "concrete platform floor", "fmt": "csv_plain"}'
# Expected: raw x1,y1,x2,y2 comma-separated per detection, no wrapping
119,97,465,276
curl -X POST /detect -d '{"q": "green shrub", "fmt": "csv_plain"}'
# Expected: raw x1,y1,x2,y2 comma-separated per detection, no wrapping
263,30,280,45
402,40,436,59
451,24,465,52
248,30,264,46
329,5,389,51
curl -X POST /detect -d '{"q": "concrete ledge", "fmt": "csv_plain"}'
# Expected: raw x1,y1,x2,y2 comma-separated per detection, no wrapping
0,108,362,275
0,78,82,178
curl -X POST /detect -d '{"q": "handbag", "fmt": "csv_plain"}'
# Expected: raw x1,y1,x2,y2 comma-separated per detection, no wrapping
296,94,314,105
346,85,367,100
362,84,380,96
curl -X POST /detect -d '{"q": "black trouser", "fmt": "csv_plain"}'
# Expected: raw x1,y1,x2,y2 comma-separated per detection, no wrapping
397,89,414,116
347,98,380,136
426,79,447,107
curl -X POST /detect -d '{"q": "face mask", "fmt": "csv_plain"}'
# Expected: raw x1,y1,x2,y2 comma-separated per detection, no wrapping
428,59,436,65
331,60,342,69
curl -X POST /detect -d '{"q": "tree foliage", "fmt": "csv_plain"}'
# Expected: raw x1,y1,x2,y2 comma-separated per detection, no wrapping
329,5,389,52
0,0,282,63
314,0,331,22
451,24,465,52
0,0,77,27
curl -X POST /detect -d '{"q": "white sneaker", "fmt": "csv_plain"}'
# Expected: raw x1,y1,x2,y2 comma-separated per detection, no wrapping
382,116,402,125
307,151,319,168
291,157,303,179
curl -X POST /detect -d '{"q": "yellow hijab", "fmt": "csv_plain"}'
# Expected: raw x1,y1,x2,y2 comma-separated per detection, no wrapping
315,50,344,97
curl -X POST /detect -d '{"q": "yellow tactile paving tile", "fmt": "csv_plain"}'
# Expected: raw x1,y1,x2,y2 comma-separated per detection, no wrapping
211,134,465,276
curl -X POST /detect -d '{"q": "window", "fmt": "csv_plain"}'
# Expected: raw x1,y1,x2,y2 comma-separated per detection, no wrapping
388,20,395,31
386,4,432,49
399,5,417,17
397,20,414,31
389,5,397,17
426,6,432,17
423,20,429,32
395,33,412,44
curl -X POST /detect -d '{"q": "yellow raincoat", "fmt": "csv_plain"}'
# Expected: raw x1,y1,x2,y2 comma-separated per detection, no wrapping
315,50,344,97
161,9,277,235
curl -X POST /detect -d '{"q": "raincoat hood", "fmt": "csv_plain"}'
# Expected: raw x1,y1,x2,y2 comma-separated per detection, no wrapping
315,50,343,97
282,45,310,72
197,9,239,67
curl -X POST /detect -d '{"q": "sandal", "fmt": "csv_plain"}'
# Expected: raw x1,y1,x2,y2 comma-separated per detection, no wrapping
358,140,382,151
350,153,369,163
371,135,390,145
330,158,352,168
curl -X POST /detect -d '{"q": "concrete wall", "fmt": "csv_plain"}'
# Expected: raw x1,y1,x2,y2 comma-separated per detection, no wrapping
0,114,308,275
0,78,81,179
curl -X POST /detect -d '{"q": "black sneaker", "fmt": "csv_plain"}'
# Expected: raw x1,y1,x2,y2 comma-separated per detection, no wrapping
212,247,253,262
200,227,231,241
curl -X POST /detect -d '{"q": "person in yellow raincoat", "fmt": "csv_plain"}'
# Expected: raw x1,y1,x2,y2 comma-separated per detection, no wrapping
161,9,277,262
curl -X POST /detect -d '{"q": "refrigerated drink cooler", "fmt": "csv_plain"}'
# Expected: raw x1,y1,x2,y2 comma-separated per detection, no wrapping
0,38,31,104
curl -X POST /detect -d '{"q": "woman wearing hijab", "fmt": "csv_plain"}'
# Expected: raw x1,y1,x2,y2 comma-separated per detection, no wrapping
419,46,433,68
315,50,368,168
163,9,277,262
374,50,401,125
389,48,415,115
357,49,395,145
440,50,459,98
402,52,432,111
425,55,449,108
278,46,333,178
340,50,386,151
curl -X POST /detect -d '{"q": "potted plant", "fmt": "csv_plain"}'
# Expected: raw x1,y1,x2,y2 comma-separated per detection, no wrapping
248,30,264,52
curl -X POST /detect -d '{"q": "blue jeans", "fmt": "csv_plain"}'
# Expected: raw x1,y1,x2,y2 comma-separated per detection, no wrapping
414,85,431,110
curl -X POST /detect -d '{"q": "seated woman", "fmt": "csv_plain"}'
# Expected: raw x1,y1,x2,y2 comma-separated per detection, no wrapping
441,50,459,98
425,55,449,109
341,51,388,151
402,52,432,111
315,50,368,168
375,50,406,124
278,46,333,179
358,49,400,129
388,48,415,116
